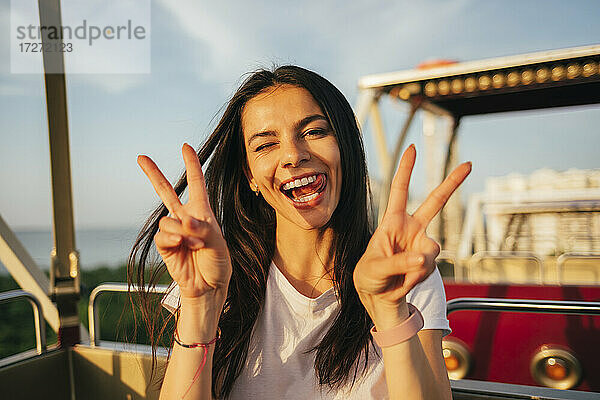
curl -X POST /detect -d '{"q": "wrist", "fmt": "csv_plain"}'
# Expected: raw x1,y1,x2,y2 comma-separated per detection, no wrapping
177,291,225,342
370,303,424,348
181,287,226,315
180,290,226,310
361,295,410,331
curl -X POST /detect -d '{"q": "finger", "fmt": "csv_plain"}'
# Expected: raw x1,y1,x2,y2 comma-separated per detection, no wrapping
158,216,206,250
385,144,416,218
156,234,203,251
413,161,472,226
185,236,205,250
182,143,211,211
375,251,425,277
400,246,439,294
158,216,186,236
402,267,433,296
138,155,184,218
181,215,213,241
160,215,212,244
154,231,182,249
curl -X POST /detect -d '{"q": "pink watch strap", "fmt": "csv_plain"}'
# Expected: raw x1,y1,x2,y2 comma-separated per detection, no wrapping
370,303,424,347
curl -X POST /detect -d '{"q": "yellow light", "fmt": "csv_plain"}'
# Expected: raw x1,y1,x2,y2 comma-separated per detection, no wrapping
521,70,534,84
582,62,598,77
545,358,569,381
451,79,463,94
424,81,437,97
438,80,450,95
536,68,550,83
398,87,411,100
492,73,505,88
567,64,581,79
531,347,582,390
506,71,520,86
405,83,421,96
444,349,460,371
464,77,477,92
478,75,492,90
552,65,566,81
443,340,471,380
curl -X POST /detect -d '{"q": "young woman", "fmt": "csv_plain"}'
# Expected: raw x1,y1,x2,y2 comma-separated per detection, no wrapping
130,65,471,399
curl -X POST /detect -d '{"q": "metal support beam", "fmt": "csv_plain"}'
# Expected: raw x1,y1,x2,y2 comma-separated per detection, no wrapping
370,100,392,177
354,88,377,132
439,117,461,247
456,193,483,280
355,88,393,178
38,0,80,346
0,214,59,332
378,102,420,224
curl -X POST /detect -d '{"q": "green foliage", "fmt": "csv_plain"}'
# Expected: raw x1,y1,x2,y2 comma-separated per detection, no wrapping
0,264,174,359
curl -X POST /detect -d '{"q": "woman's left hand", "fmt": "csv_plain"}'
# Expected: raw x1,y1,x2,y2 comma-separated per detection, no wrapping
353,145,471,330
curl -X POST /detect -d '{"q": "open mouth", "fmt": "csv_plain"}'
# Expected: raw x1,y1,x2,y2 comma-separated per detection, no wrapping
280,173,327,203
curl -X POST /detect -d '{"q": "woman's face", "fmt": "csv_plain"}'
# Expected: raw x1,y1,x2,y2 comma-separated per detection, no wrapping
242,84,342,230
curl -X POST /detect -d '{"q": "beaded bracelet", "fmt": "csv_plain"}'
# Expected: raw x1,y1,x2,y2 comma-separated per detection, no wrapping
370,303,424,348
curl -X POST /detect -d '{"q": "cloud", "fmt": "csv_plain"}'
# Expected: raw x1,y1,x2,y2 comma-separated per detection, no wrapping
155,0,264,82
153,0,472,96
0,0,471,96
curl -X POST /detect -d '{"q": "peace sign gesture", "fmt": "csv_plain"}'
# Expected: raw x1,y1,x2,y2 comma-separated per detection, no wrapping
353,145,471,329
137,144,232,301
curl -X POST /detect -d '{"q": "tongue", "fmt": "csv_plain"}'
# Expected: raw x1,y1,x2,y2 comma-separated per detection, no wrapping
291,175,324,199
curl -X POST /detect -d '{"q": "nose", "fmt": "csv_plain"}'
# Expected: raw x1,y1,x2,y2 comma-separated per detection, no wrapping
280,139,310,168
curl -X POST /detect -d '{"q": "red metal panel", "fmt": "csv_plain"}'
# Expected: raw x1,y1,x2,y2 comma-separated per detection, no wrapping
444,282,600,391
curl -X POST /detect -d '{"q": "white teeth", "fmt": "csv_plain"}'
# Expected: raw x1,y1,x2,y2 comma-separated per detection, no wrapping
282,174,319,191
293,191,320,203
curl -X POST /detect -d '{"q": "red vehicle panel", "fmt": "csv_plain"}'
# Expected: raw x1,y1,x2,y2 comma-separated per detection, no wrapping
444,282,600,391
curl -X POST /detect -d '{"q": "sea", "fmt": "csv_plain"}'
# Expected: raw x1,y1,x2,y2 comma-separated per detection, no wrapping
0,227,141,274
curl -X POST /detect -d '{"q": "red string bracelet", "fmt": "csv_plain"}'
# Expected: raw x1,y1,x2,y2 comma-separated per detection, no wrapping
174,326,221,399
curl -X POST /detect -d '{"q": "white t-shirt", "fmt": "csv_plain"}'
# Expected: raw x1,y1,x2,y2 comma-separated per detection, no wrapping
162,261,450,399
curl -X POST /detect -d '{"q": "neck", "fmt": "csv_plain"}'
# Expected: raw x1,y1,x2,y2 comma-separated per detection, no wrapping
273,217,335,298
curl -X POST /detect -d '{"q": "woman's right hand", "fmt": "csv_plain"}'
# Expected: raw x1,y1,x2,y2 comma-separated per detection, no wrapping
137,143,232,302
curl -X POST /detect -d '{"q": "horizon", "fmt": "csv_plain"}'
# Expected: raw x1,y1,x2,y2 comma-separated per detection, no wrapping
1,0,599,230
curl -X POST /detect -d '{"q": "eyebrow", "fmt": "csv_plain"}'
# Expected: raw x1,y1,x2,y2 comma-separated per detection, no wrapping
247,114,329,147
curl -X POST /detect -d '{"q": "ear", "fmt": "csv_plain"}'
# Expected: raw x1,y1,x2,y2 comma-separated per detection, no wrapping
248,178,257,191
242,162,256,191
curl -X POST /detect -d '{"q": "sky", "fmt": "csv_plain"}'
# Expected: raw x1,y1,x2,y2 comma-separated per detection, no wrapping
0,0,599,230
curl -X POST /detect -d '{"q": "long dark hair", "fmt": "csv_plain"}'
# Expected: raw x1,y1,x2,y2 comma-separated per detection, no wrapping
128,65,377,398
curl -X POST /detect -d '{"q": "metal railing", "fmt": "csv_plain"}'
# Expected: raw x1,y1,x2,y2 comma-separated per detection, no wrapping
89,288,600,346
447,297,600,316
451,378,600,400
557,252,600,285
88,283,170,346
0,290,46,354
468,251,544,284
